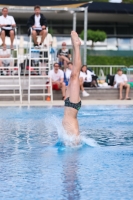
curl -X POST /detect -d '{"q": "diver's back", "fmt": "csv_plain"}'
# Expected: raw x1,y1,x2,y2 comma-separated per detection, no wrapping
62,107,79,136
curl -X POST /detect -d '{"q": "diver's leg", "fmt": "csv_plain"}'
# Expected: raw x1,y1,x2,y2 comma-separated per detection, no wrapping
65,31,81,103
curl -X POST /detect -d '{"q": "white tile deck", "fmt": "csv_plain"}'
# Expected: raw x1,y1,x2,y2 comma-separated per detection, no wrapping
0,100,132,106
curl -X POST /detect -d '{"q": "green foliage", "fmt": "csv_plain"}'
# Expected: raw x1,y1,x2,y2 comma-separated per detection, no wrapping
87,55,133,67
48,27,54,35
80,29,107,46
122,0,133,3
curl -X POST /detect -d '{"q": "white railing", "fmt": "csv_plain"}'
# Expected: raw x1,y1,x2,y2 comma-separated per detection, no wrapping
27,29,53,103
0,28,22,102
126,66,133,82
0,50,53,103
87,65,127,76
0,59,22,103
27,65,53,103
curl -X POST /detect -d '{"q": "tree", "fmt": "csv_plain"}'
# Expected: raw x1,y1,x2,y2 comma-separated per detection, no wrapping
80,29,107,48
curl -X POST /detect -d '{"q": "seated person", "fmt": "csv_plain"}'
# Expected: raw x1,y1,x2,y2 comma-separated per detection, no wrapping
64,62,89,97
42,32,53,48
114,68,131,100
57,42,71,68
0,7,16,50
80,65,97,87
46,62,66,101
0,50,13,75
27,5,47,48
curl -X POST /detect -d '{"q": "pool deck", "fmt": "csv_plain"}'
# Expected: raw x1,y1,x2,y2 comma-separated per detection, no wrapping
0,100,133,106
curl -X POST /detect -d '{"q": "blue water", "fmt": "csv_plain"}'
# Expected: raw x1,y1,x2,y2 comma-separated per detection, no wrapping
0,106,133,200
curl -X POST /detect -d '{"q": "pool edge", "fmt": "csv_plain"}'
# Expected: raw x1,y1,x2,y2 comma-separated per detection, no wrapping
0,100,133,106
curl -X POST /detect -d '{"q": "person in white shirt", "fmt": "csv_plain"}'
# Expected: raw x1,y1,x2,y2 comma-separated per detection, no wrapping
46,62,66,101
0,7,16,50
114,68,131,100
42,33,53,47
64,62,89,97
80,65,97,87
27,5,47,48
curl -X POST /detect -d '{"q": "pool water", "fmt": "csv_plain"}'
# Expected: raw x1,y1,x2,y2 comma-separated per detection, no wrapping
0,106,133,200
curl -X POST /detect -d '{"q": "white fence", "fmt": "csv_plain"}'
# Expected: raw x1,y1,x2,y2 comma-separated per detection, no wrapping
0,50,133,103
0,47,53,103
87,65,127,76
0,56,22,103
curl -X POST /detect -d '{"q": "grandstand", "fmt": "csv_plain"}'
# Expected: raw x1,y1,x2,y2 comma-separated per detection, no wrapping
0,1,133,51
0,1,133,102
0,1,133,39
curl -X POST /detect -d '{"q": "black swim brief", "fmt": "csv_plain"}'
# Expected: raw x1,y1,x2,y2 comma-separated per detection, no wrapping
64,97,81,111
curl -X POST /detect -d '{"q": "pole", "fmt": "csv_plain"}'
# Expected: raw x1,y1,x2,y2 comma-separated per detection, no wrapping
73,12,77,31
84,7,88,64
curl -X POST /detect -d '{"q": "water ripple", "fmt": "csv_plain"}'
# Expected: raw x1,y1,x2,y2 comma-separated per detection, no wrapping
0,106,133,200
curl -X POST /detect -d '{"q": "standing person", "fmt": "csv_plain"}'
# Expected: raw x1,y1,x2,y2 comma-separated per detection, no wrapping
114,68,131,100
0,7,16,50
27,5,47,48
57,42,71,68
46,63,66,101
62,31,82,138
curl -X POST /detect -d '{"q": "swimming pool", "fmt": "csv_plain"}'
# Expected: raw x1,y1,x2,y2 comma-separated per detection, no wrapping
0,106,133,200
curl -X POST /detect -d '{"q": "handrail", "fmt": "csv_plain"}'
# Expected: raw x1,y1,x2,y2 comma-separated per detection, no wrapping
27,30,53,103
0,28,22,103
87,65,127,75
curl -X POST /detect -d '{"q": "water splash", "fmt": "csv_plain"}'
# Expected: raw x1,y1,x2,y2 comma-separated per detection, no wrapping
45,115,98,148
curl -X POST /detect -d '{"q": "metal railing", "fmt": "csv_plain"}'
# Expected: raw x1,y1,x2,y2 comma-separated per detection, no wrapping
87,65,127,76
0,59,22,103
126,66,133,82
27,65,53,103
0,28,22,102
27,30,53,103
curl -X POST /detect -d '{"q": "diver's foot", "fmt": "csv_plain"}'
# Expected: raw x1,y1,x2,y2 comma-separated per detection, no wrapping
71,31,81,48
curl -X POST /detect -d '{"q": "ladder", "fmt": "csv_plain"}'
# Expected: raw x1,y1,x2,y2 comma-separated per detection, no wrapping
0,28,22,103
27,28,53,103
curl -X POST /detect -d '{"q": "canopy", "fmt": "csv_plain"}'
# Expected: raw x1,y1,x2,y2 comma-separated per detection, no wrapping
0,1,133,15
82,2,133,14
